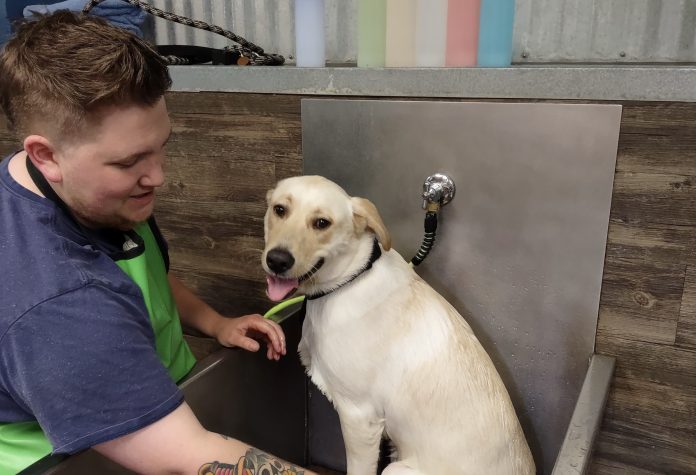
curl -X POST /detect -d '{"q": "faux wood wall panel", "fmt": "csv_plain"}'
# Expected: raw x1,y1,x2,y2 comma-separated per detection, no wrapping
1,95,695,474
592,103,696,475
157,93,302,318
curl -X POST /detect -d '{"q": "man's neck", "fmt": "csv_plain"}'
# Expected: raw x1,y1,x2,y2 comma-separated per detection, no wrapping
8,151,45,197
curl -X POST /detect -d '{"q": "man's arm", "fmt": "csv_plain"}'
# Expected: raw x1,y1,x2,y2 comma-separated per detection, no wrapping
94,402,316,475
168,274,285,360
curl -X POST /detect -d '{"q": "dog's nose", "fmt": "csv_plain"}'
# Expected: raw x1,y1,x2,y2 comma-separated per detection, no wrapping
266,248,295,274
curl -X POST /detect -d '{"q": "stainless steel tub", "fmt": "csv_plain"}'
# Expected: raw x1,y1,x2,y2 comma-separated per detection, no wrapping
307,349,615,475
25,303,614,475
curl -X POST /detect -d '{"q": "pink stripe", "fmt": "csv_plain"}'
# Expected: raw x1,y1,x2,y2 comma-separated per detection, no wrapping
445,0,481,66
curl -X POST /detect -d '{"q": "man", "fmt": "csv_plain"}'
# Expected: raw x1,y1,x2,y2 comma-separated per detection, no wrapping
0,10,315,475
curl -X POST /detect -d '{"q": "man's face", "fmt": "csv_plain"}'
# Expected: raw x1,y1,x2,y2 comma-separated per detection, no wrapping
54,98,172,231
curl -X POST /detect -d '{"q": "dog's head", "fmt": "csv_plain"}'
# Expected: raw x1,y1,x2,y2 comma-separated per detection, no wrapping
263,175,391,301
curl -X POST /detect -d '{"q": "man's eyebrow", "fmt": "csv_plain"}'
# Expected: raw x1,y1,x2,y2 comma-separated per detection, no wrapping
113,129,173,162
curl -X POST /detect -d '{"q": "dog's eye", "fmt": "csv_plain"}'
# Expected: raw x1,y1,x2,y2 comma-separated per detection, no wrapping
313,218,331,230
273,205,286,217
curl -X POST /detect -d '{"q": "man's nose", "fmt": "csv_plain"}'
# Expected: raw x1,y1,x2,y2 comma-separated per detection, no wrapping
140,154,165,188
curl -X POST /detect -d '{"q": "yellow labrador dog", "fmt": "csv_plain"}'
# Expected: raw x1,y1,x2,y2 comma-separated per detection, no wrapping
263,176,535,475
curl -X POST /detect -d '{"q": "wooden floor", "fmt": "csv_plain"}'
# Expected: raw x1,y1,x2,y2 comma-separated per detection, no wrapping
2,96,696,474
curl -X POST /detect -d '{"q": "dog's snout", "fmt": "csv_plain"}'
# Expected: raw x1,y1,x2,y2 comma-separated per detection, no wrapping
266,248,295,274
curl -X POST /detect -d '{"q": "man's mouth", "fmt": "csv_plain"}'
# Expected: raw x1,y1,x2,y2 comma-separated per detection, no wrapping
130,191,155,205
266,258,325,302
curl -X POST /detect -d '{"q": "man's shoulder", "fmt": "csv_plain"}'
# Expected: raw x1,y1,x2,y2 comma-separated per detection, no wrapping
0,195,142,334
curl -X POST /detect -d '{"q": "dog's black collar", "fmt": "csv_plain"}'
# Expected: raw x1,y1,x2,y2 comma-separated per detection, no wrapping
306,239,382,301
298,258,325,283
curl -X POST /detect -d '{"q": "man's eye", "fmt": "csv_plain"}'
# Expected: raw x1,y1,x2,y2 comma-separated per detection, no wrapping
313,218,331,230
274,205,286,217
112,156,143,168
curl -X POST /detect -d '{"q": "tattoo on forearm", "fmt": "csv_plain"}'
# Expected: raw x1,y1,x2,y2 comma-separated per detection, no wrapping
199,447,306,475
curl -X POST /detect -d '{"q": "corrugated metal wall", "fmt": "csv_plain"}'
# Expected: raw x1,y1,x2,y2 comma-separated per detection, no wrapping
516,0,696,63
149,0,696,64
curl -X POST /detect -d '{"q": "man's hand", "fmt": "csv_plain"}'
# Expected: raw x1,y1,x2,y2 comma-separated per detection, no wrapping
213,314,286,360
168,275,287,360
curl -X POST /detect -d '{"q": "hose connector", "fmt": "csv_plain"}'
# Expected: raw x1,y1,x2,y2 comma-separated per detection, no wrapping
421,173,456,210
411,173,456,267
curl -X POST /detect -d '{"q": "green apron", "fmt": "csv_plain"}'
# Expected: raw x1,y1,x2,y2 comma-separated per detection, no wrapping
0,222,196,475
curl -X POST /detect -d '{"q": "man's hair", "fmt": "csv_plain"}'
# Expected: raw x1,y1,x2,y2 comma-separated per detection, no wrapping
0,10,171,139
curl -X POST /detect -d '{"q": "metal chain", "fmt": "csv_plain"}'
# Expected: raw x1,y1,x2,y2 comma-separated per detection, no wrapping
81,0,284,65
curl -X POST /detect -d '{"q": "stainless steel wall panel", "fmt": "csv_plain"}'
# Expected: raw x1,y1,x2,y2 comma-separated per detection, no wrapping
301,99,622,474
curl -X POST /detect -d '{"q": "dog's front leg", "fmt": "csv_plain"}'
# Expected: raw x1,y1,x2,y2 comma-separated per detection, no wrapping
336,405,384,475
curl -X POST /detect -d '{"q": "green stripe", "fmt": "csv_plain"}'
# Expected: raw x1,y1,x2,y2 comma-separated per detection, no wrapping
0,422,51,475
115,222,196,382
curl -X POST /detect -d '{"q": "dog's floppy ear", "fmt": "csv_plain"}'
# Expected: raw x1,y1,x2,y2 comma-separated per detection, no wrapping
266,188,275,205
351,197,392,251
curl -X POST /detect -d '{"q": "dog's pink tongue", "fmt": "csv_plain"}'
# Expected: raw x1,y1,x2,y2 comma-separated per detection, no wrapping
266,275,299,301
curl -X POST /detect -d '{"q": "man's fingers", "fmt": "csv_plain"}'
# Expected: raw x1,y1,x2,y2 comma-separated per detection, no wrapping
267,319,286,355
246,316,286,355
238,336,260,352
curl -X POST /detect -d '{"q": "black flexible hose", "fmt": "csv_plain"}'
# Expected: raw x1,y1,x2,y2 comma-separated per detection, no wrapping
81,0,285,65
410,211,438,266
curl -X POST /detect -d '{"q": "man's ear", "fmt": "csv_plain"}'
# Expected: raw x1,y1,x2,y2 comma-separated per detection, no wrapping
351,196,392,251
23,135,62,183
